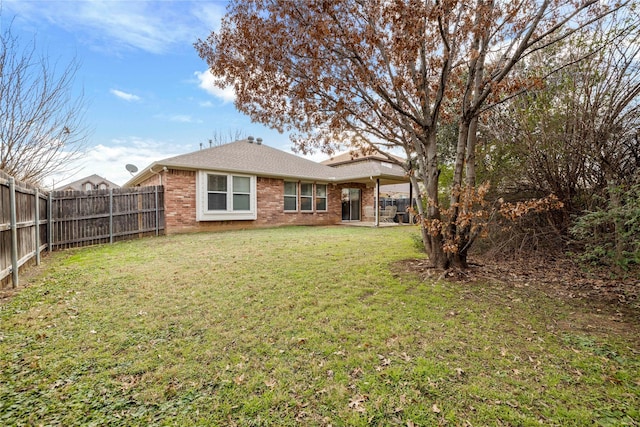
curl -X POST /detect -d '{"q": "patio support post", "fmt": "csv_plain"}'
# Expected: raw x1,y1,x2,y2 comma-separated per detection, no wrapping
375,179,380,227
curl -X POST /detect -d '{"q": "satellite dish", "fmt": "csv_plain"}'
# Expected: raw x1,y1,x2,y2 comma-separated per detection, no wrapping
125,164,139,175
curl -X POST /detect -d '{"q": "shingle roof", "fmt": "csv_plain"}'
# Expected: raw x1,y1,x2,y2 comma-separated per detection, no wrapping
159,140,339,180
124,139,408,187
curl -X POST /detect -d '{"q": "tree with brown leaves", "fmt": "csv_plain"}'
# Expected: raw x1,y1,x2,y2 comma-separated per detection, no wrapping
196,0,626,268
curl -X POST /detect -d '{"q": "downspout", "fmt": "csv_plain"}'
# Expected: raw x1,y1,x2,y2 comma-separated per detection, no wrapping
148,165,168,186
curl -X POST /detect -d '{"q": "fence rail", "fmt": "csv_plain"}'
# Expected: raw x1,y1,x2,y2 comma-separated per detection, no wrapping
1,170,164,289
49,186,164,250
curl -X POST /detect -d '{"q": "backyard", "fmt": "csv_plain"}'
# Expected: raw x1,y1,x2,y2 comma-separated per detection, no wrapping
0,226,638,426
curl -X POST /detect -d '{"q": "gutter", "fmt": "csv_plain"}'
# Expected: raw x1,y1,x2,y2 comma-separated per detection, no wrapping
123,162,160,187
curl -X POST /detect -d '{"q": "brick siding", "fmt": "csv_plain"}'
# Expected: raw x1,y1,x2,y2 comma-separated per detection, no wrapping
361,184,375,221
137,169,375,234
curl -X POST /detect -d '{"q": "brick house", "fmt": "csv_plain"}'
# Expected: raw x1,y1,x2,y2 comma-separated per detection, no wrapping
123,138,409,234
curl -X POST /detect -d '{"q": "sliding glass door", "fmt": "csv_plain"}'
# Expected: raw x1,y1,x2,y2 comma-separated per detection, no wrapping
341,188,361,221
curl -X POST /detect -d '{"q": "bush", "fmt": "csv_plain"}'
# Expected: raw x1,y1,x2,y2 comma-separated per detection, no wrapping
570,184,640,270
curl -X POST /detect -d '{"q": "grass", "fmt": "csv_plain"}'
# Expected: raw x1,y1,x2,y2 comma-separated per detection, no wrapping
0,226,638,426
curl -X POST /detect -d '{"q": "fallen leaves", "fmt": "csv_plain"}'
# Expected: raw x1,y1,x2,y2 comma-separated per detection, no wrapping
394,253,639,320
348,394,368,413
377,354,391,366
233,373,245,385
376,354,392,371
350,367,364,378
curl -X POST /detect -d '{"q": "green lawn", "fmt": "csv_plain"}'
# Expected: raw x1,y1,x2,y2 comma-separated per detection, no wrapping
1,226,638,426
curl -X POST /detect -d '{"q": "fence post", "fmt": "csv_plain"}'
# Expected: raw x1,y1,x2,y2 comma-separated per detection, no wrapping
9,178,19,288
109,188,114,244
155,186,159,236
35,189,40,265
48,192,53,252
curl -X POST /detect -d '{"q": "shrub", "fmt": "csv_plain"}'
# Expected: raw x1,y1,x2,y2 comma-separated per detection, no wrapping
570,184,640,270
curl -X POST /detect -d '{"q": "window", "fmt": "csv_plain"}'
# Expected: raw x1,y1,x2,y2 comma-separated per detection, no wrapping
300,183,313,211
316,184,327,211
233,176,251,211
285,182,327,212
84,182,92,191
197,171,256,221
284,181,297,211
98,183,107,190
207,174,227,210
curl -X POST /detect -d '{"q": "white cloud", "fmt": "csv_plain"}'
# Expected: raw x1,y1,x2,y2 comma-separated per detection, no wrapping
48,138,182,188
3,0,223,54
170,115,202,124
194,70,236,103
189,3,226,34
110,89,141,102
152,113,203,124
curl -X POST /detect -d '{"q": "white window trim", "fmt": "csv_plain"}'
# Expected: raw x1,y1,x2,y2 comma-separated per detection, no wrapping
300,182,314,212
315,183,328,212
196,171,257,221
284,181,298,212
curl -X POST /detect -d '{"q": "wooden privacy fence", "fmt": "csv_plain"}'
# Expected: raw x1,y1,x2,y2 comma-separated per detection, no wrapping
0,171,48,289
1,170,164,289
49,186,164,250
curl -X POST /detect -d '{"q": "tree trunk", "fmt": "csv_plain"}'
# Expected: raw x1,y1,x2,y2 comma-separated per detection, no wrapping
465,115,478,188
449,251,468,269
451,120,469,209
419,130,451,269
447,119,470,250
429,239,450,269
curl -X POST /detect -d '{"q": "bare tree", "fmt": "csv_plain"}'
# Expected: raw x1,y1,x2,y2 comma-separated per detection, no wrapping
481,14,640,263
484,12,640,204
0,16,88,186
208,129,247,147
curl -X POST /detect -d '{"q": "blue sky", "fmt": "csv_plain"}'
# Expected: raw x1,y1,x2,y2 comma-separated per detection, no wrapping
2,0,316,187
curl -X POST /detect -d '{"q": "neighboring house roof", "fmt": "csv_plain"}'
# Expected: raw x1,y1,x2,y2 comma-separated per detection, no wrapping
59,174,120,191
124,139,408,187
